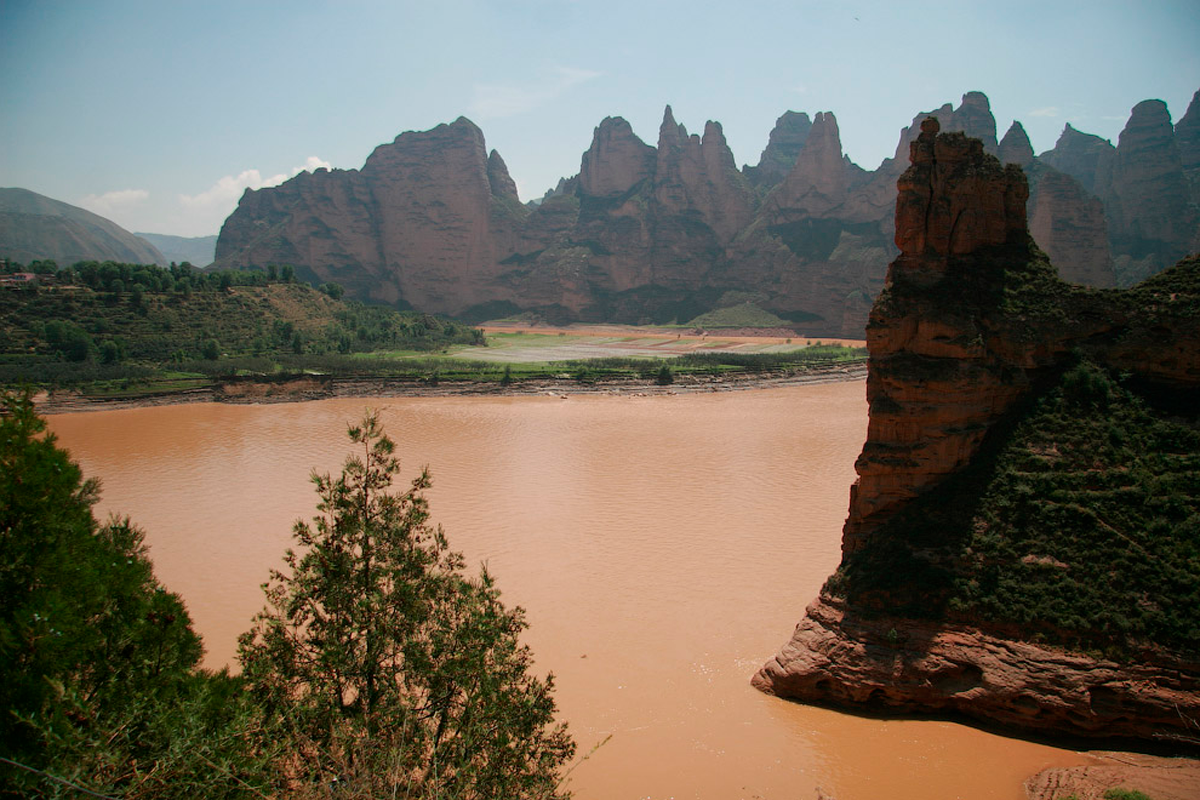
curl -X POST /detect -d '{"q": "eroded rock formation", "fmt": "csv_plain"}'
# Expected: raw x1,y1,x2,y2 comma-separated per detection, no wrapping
215,90,1198,334
754,119,1200,743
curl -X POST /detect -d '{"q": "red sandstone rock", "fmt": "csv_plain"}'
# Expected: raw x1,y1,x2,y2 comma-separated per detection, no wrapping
1025,752,1200,800
1106,99,1196,285
1028,164,1116,287
754,598,1200,742
215,117,524,314
756,119,1200,744
998,121,1035,168
215,92,1198,336
578,117,656,198
762,112,850,219
743,111,813,190
1039,123,1116,198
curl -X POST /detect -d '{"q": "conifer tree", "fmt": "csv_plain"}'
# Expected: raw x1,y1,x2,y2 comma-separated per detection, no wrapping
238,411,574,798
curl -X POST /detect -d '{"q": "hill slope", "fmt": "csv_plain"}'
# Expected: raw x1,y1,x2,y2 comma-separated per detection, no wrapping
0,188,166,266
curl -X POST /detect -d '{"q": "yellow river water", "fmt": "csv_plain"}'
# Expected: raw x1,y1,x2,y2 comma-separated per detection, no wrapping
47,381,1095,799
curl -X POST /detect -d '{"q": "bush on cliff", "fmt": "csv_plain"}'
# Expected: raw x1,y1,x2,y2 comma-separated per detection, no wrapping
829,360,1200,659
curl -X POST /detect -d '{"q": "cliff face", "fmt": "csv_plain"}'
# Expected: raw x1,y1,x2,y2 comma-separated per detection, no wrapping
743,111,813,190
1104,99,1198,285
755,119,1200,743
215,117,525,313
216,90,1198,335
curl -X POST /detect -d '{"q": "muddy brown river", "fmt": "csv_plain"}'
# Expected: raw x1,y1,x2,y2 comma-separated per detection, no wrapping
48,382,1094,798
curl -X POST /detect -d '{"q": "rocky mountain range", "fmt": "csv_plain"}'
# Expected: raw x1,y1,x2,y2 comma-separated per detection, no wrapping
0,188,166,267
754,117,1200,742
215,90,1200,337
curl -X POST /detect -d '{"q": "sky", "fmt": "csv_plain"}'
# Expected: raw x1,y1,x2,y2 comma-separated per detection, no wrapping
1,0,1197,238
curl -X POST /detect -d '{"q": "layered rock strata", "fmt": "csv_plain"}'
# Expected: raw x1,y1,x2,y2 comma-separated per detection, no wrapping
754,118,1200,742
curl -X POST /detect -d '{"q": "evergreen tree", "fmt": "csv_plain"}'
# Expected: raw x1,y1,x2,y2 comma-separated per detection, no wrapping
238,411,574,798
0,390,274,798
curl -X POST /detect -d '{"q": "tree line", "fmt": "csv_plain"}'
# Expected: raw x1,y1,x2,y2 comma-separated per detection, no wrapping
3,258,343,299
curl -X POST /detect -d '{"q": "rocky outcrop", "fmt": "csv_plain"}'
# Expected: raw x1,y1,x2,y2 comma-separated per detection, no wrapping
998,121,1034,168
755,119,1200,743
0,188,166,266
1105,99,1197,285
215,117,526,312
1027,164,1115,287
215,90,1198,335
755,597,1200,741
1038,124,1116,197
1025,752,1200,800
578,117,656,198
744,111,813,190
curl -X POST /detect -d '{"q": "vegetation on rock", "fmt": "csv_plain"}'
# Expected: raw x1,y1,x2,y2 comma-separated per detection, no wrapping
827,358,1200,659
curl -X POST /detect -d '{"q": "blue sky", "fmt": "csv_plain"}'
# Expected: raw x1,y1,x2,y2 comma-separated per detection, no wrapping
2,0,1197,237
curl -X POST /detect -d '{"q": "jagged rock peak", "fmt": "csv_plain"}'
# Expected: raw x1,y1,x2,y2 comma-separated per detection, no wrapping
487,149,520,202
745,111,813,189
658,104,696,148
579,116,656,198
998,121,1034,167
1039,123,1116,196
760,110,849,218
894,117,1028,267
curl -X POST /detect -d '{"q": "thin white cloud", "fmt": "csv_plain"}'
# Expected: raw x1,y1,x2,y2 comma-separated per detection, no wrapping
80,188,150,218
1029,106,1060,118
469,66,602,120
176,157,331,234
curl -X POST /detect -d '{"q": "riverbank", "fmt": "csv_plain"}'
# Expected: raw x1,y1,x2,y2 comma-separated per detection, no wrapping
31,360,869,414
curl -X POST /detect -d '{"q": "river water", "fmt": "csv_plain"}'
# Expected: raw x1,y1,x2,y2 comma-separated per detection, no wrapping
48,382,1093,799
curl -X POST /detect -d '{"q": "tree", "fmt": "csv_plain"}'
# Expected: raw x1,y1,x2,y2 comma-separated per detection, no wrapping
0,390,274,797
238,412,575,798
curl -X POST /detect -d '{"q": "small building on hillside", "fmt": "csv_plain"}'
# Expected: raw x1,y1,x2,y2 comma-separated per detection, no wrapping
0,272,39,289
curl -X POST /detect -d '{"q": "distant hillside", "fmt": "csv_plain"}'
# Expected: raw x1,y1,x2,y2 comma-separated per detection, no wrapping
0,188,166,266
135,232,217,267
0,262,483,388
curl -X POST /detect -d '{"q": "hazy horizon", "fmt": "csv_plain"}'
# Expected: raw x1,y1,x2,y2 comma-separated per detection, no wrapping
2,0,1197,238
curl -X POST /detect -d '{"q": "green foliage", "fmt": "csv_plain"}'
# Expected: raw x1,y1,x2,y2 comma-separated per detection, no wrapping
831,361,1200,659
0,390,274,797
238,412,575,797
684,302,791,329
1103,789,1154,800
656,364,674,385
0,261,485,390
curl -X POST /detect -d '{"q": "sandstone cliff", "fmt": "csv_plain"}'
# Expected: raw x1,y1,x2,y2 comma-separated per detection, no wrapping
215,90,1198,336
214,117,526,313
743,111,813,191
754,118,1200,744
